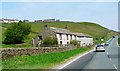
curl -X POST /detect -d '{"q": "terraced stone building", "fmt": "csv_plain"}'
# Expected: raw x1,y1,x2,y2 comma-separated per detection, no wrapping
32,25,93,47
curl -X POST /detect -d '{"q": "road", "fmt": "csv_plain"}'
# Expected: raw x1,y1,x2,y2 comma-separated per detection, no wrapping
60,36,119,71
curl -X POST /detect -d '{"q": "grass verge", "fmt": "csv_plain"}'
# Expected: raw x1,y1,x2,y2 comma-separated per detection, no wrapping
2,47,92,69
118,37,120,45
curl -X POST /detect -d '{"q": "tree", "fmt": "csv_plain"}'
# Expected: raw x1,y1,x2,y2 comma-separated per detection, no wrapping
42,36,58,47
4,21,31,44
70,40,78,46
70,40,80,47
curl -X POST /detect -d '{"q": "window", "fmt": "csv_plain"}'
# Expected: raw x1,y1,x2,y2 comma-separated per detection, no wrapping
59,34,62,40
66,34,69,40
38,36,42,40
70,35,72,40
79,36,85,38
67,42,69,44
74,35,76,40
60,41,62,44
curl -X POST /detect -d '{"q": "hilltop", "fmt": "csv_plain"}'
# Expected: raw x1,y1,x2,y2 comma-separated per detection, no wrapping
1,21,117,48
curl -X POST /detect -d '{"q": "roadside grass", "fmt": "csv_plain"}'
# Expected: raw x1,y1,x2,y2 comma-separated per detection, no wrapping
0,26,2,48
1,22,117,48
118,37,120,45
2,47,91,69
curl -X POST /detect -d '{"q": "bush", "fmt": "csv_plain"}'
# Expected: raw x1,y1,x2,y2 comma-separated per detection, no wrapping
4,21,31,44
42,36,58,46
70,40,78,46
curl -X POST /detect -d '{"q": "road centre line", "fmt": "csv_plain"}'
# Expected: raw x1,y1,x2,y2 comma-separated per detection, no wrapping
106,40,112,51
107,52,118,71
107,52,109,55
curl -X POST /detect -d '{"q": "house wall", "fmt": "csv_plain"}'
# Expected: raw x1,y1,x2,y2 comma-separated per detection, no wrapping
14,20,19,23
32,28,56,46
43,19,55,22
56,34,76,45
40,27,56,40
56,34,69,45
3,20,19,23
32,37,39,46
3,20,9,23
0,21,2,23
76,37,93,47
72,35,76,40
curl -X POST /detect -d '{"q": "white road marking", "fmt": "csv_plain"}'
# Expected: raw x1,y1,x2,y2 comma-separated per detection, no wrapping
106,42,112,51
107,52,109,55
106,52,110,58
109,58,112,61
58,49,94,70
106,38,118,70
108,54,118,70
113,64,117,70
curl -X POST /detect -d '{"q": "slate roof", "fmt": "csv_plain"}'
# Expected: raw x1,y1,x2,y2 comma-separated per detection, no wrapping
49,27,71,34
1,18,19,21
73,33,91,37
0,19,3,21
49,27,91,37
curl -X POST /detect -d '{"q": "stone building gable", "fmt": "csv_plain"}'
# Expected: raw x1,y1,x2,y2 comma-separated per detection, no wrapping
38,27,56,40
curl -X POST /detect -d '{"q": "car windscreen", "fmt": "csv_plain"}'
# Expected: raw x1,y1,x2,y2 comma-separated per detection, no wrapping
97,45,103,47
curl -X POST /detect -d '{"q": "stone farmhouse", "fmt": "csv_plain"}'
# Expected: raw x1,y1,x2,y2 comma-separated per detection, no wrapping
34,19,60,22
43,19,56,22
0,18,19,23
32,25,93,47
34,20,42,22
23,20,29,22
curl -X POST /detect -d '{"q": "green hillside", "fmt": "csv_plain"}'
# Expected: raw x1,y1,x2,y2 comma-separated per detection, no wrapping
30,22,110,37
1,22,117,48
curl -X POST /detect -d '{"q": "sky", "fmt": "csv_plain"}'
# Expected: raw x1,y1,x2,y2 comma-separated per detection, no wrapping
0,0,119,2
0,1,119,31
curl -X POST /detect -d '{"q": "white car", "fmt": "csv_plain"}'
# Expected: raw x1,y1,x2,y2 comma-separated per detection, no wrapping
104,42,109,46
95,44,105,52
101,43,105,46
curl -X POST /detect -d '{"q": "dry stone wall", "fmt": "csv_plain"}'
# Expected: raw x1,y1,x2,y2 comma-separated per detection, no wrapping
1,46,76,60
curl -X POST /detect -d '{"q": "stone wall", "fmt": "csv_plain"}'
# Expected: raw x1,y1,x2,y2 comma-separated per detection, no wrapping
1,46,76,60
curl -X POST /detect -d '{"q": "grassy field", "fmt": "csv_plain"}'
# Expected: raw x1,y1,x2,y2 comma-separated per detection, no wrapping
2,47,91,69
1,22,117,48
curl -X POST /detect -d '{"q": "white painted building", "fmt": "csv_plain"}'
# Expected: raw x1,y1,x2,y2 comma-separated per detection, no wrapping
56,33,77,45
33,26,93,47
77,36,93,47
55,31,93,46
43,19,56,22
1,18,19,23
